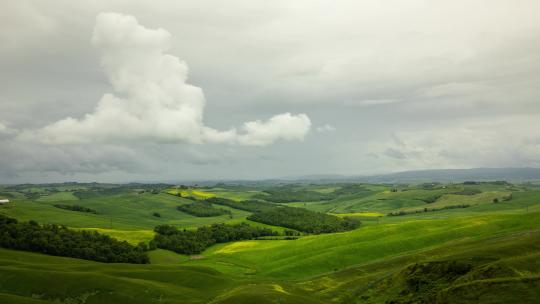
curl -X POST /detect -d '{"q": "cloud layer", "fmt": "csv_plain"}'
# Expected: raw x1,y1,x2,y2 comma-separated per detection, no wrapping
361,116,540,172
1,1,540,183
26,12,310,146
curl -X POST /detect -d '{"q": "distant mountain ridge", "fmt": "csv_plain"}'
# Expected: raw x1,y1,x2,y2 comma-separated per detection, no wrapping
290,167,540,183
4,168,540,186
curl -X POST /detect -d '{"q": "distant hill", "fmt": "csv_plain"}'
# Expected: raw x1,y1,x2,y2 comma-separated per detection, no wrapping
291,167,540,183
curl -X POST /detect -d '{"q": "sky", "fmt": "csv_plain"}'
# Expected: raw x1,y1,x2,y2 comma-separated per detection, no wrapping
1,0,540,183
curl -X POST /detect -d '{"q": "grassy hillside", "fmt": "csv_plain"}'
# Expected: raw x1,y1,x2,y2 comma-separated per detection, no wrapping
193,209,540,279
0,248,236,304
300,229,540,303
0,182,539,303
0,191,251,231
1,209,538,303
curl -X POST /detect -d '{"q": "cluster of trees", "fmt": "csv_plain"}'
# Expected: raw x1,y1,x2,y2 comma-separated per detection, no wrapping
420,194,443,204
205,197,360,234
176,201,231,217
387,204,470,216
53,204,98,214
136,189,160,195
23,191,42,200
151,223,277,255
284,229,301,236
248,207,360,233
204,197,274,212
0,215,149,263
492,194,512,203
251,184,371,204
463,181,510,186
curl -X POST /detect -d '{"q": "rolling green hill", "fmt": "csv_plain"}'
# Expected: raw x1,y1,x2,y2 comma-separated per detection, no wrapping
0,248,236,304
0,191,251,231
0,182,539,303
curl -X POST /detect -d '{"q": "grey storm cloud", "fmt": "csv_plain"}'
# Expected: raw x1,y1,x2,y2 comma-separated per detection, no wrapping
1,0,540,183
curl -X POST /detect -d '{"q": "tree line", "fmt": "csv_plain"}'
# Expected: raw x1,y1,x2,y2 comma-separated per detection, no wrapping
0,215,149,263
176,201,231,217
420,194,443,204
151,223,277,255
168,191,197,201
251,184,370,204
206,197,360,233
204,197,275,212
387,204,470,216
247,206,360,234
53,204,98,214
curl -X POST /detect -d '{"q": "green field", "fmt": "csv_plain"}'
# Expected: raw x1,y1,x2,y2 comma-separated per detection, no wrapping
0,191,251,231
0,182,539,303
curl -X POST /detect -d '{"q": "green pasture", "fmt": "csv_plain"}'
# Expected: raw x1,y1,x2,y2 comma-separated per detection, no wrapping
191,208,540,279
0,192,251,232
0,182,539,303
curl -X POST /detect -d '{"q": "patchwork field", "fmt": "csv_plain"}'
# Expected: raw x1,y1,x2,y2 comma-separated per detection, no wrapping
0,181,539,303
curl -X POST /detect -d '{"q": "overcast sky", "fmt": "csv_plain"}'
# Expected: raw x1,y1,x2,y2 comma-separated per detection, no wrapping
1,0,540,183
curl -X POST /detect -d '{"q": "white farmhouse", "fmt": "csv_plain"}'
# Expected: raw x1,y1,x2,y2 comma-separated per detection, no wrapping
0,199,9,204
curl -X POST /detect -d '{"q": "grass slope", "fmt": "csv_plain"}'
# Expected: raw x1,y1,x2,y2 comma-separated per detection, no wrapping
194,208,540,279
300,229,540,303
0,248,235,304
0,192,251,232
1,183,539,303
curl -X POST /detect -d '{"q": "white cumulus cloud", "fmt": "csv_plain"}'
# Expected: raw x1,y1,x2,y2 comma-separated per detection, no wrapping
24,12,310,146
238,113,311,146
